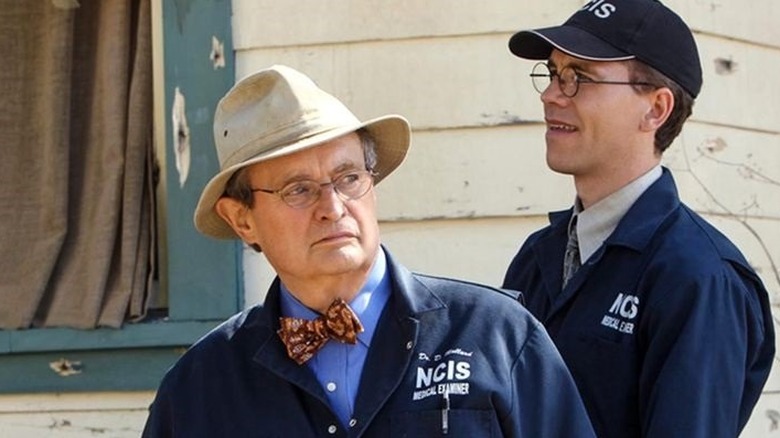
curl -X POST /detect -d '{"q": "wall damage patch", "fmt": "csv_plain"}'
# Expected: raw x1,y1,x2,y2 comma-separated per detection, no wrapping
210,36,226,69
703,136,728,154
714,57,737,75
49,358,83,377
172,87,191,188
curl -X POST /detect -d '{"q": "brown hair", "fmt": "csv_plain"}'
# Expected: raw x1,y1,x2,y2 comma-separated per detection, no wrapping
628,60,695,154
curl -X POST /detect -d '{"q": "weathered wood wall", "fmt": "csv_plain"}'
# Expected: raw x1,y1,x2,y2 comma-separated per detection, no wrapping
1,1,776,436
0,392,153,437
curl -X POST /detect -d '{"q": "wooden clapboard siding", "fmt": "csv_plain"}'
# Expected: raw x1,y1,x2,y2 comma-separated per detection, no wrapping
232,0,580,48
667,123,780,220
695,36,780,133
665,0,780,47
0,392,153,437
5,1,774,437
380,217,550,285
235,34,538,130
376,125,572,220
235,33,780,134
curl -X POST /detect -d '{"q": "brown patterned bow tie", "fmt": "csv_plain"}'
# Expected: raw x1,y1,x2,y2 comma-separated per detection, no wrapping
277,298,364,365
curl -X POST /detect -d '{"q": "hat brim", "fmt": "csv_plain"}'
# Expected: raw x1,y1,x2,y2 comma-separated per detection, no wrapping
193,114,411,239
509,27,635,62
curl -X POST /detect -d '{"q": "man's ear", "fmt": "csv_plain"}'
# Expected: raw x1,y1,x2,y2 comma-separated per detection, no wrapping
640,87,674,132
215,197,257,244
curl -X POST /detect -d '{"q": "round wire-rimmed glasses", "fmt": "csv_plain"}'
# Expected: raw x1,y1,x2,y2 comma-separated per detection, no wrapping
530,62,658,98
251,169,377,209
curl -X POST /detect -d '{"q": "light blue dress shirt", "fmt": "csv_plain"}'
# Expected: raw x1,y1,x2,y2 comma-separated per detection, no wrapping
279,248,391,427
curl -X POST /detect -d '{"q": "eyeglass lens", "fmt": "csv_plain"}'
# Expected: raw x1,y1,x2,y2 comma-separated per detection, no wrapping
280,171,374,208
531,62,577,97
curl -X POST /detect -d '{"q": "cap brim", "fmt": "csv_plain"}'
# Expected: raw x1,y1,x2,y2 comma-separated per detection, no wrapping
509,27,635,62
193,114,411,240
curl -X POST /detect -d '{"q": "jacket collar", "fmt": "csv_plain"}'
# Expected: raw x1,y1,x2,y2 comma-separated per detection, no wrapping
547,167,680,255
531,168,681,321
247,246,442,421
251,245,445,332
604,167,680,253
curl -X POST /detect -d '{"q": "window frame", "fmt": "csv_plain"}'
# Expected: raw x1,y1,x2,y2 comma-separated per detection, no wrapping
0,0,240,394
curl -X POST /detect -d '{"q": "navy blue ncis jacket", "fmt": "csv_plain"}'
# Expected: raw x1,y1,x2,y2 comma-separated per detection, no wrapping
143,249,595,438
503,169,775,438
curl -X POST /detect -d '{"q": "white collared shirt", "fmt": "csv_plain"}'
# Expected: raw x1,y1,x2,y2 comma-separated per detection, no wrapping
574,165,662,264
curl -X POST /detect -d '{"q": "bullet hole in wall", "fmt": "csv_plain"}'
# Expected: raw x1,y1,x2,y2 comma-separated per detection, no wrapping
172,87,191,188
49,358,83,377
210,36,225,70
714,57,737,75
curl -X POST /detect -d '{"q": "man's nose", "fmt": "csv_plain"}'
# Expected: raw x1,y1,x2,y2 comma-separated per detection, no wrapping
314,183,346,221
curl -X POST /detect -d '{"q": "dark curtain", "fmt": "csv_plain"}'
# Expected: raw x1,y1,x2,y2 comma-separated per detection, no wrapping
0,0,153,329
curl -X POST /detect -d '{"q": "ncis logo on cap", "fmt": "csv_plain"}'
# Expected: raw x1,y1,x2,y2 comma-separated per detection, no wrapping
581,0,617,18
508,0,703,98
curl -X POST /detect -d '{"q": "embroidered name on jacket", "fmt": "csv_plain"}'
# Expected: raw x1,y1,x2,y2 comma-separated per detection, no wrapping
412,348,472,401
601,293,639,334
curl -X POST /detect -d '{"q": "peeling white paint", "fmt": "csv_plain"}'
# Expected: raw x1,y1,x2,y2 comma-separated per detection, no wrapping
210,36,226,69
49,358,82,377
703,136,728,153
0,391,153,437
172,87,191,188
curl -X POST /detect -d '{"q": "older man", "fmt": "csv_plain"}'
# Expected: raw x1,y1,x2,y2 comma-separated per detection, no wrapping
142,65,594,437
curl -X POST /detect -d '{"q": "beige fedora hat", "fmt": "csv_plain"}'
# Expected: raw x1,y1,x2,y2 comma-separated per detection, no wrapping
194,65,411,239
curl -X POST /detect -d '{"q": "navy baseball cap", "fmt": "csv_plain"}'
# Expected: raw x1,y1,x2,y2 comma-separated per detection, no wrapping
508,0,702,98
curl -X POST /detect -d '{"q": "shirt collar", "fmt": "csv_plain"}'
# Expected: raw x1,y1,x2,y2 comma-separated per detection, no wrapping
574,165,662,263
279,248,391,347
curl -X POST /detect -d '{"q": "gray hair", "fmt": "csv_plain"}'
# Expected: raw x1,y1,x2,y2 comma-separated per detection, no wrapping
223,127,378,208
